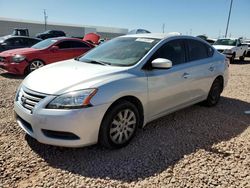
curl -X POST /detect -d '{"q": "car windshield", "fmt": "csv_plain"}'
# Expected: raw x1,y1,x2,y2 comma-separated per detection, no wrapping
78,37,160,66
214,39,237,46
32,38,58,49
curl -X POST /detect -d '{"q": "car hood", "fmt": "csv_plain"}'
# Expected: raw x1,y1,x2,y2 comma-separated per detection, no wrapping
213,45,234,50
0,48,39,56
23,59,129,95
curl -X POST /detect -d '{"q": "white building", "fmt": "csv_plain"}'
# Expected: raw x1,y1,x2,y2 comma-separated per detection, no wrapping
0,17,128,38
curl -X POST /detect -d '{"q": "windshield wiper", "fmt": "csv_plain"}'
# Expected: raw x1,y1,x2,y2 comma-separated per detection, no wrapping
85,60,111,66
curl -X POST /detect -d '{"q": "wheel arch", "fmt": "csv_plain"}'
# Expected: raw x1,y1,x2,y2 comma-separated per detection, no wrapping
214,75,224,93
24,58,46,75
101,95,144,129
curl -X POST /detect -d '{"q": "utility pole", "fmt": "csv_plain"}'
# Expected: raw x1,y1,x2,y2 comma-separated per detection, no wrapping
162,23,165,33
225,0,233,38
43,9,48,31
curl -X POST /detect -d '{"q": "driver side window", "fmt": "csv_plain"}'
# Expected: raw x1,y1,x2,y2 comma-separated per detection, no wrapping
150,39,186,66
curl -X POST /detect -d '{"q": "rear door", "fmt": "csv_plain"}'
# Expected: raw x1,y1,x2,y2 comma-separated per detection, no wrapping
183,39,216,101
69,41,92,57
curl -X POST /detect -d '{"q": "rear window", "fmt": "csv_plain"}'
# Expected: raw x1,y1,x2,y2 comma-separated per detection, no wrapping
187,39,214,61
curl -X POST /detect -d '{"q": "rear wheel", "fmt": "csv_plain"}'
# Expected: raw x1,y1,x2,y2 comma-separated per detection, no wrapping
28,60,44,73
203,78,223,107
99,100,139,149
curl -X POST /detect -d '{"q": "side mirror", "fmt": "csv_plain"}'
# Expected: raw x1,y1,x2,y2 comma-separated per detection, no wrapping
151,58,172,69
50,46,59,51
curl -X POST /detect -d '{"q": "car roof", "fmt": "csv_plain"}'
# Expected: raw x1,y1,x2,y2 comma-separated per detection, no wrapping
122,33,177,39
0,35,41,40
217,38,238,40
120,33,211,45
49,37,82,41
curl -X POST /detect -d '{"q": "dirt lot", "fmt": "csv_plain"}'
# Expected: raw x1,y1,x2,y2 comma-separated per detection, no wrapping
0,59,250,188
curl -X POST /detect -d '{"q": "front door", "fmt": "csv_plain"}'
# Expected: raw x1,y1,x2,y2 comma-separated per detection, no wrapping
146,39,193,119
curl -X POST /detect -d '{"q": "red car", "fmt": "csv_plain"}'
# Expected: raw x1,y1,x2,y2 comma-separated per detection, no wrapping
0,37,94,75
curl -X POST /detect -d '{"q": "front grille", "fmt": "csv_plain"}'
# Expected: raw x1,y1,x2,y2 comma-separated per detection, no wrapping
17,88,47,113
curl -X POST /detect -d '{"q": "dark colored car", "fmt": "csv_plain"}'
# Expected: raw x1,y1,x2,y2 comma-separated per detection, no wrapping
0,36,41,52
36,30,66,40
128,29,151,34
0,37,94,75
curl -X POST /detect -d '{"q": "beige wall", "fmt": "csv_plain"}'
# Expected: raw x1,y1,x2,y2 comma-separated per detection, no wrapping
0,19,128,38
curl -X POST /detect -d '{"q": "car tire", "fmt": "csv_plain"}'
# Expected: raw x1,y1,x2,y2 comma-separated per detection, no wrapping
230,53,235,64
99,100,140,149
28,60,45,74
203,78,223,107
239,52,246,61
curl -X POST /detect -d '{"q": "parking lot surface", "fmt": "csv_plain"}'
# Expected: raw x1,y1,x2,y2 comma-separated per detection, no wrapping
0,58,250,188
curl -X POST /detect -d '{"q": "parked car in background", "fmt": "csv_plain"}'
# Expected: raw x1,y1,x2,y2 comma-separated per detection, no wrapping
36,30,66,40
12,28,29,37
83,33,101,45
244,39,250,56
128,29,151,34
0,36,41,52
1,28,30,39
14,34,229,149
0,37,94,75
213,38,248,63
197,35,216,45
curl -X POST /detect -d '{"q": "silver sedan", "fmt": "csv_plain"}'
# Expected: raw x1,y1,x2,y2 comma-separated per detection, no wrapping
14,33,229,148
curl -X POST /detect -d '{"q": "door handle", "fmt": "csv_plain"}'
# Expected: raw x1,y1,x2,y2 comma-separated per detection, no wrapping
182,72,190,79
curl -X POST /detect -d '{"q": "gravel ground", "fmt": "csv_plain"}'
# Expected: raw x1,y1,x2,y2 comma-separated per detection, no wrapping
0,58,250,188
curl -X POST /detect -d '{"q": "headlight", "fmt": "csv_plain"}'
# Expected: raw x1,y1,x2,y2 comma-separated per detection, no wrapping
46,89,98,109
12,54,26,63
224,49,232,54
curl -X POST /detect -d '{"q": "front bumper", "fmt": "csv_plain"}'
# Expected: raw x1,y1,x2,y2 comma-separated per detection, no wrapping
14,95,111,147
0,60,28,75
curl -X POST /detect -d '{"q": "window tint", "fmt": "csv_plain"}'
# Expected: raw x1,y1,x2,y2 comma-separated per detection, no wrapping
57,41,72,49
20,38,30,46
6,38,25,46
187,39,212,61
151,39,186,65
28,39,40,46
70,41,90,48
57,41,90,49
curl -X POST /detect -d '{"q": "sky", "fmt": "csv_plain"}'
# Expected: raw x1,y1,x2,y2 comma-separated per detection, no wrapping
0,0,249,38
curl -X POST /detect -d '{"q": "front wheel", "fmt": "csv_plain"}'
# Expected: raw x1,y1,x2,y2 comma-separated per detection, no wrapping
239,52,246,61
203,78,223,107
28,60,44,74
99,100,140,149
